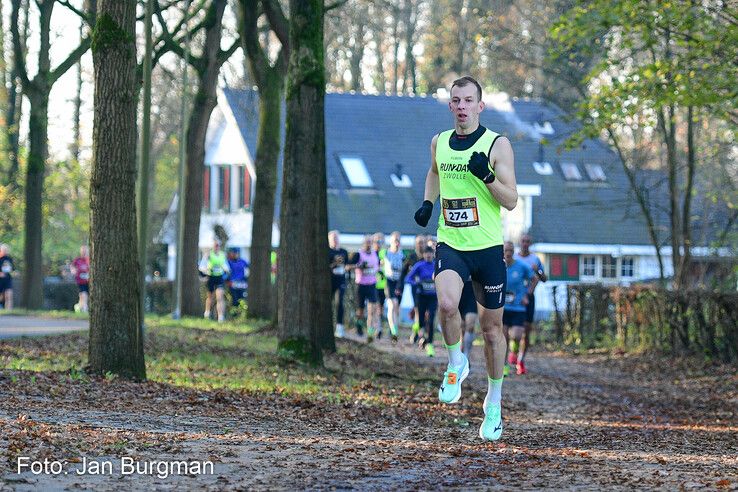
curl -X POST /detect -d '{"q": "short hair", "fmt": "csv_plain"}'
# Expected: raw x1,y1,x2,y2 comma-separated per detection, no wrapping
423,246,435,254
451,76,483,102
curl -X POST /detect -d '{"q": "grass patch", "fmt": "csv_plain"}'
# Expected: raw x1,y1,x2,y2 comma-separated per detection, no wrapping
0,316,432,406
0,309,89,320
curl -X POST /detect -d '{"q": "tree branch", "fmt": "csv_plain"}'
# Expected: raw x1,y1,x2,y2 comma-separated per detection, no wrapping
57,0,91,23
324,0,347,12
262,0,288,48
10,0,31,90
49,36,91,85
218,37,241,65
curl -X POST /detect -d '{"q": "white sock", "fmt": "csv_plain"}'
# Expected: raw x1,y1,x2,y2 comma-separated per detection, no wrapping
446,340,465,368
463,332,476,355
484,377,503,411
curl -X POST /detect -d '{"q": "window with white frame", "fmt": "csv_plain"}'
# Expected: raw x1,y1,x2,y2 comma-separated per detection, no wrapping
560,162,583,181
533,161,553,175
584,163,607,182
602,255,618,278
581,255,597,276
339,156,374,187
621,257,635,277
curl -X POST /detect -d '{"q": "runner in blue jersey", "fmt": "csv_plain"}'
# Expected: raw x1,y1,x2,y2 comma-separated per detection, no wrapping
227,248,249,307
405,246,438,357
513,234,547,373
503,241,534,375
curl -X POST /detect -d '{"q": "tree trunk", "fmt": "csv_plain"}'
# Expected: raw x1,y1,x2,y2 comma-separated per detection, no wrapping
681,105,696,286
278,0,333,362
391,9,399,94
88,0,145,379
180,0,227,317
249,76,282,320
71,19,84,165
21,93,48,309
658,104,682,285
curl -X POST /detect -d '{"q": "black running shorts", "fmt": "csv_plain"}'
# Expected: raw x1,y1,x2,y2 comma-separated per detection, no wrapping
357,283,378,306
503,310,526,327
435,243,506,309
458,281,477,316
525,293,535,323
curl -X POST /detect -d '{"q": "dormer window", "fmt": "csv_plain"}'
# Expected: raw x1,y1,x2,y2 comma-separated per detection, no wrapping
390,164,412,188
533,161,553,175
585,163,607,182
561,162,583,181
339,156,373,188
534,121,554,135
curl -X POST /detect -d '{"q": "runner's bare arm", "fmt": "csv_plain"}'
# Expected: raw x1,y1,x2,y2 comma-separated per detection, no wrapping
423,134,441,203
487,136,517,210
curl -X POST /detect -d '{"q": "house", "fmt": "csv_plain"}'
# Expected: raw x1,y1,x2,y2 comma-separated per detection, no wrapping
159,87,732,316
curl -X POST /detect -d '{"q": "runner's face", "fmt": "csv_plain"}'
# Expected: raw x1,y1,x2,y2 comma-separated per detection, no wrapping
449,84,483,132
520,236,531,253
329,233,339,248
423,251,433,262
504,244,514,262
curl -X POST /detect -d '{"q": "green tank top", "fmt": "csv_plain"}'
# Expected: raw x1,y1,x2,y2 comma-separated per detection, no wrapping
375,248,387,289
435,128,503,250
208,251,227,276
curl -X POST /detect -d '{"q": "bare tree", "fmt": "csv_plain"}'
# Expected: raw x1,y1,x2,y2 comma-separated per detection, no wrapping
11,0,93,309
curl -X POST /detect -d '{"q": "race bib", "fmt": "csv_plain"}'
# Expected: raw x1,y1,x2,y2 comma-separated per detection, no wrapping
363,267,376,276
505,291,515,304
442,197,479,228
211,267,223,276
1,264,11,273
421,281,436,293
231,281,247,289
332,266,345,275
79,272,89,280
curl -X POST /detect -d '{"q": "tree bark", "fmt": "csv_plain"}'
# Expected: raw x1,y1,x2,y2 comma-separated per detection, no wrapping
239,0,287,321
658,103,682,285
22,93,48,309
88,0,145,379
180,0,229,317
278,0,333,362
681,105,696,286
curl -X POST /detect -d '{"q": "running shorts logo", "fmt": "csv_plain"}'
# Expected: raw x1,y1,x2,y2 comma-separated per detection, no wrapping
484,283,504,294
442,197,479,228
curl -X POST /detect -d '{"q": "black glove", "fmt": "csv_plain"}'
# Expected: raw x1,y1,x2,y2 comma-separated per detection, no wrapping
467,151,496,183
414,200,434,227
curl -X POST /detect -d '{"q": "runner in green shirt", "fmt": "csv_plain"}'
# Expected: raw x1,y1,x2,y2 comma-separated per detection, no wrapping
413,76,519,441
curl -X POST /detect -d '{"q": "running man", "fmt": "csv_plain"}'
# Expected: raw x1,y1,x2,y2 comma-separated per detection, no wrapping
71,245,90,313
328,230,349,337
349,235,379,340
514,233,547,370
199,240,230,322
459,280,478,356
400,234,426,342
0,244,15,310
405,246,438,356
373,232,387,339
227,248,249,308
413,76,518,441
503,241,535,375
383,232,405,344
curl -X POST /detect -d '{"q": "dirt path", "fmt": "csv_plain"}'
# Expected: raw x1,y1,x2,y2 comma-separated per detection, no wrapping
1,333,736,491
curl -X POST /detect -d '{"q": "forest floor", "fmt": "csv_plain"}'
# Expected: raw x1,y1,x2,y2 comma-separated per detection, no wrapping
0,316,736,491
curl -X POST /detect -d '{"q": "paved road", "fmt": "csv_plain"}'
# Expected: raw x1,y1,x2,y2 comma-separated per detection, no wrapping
0,316,88,339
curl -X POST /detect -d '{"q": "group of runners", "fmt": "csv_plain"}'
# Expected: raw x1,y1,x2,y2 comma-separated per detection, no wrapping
0,243,90,312
331,76,544,441
329,231,545,373
198,240,250,322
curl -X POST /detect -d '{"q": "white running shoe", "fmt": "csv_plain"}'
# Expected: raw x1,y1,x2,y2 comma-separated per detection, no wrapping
335,323,345,338
203,311,211,319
